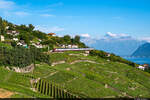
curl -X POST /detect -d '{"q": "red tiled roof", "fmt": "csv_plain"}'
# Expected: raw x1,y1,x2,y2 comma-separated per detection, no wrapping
48,33,56,35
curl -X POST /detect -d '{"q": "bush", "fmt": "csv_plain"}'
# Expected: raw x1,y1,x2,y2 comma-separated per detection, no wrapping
0,46,51,68
90,50,138,67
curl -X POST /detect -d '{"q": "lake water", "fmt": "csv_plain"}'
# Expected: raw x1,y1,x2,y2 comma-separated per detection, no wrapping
123,57,150,65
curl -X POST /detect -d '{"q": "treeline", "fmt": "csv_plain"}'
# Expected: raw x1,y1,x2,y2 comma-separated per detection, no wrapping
90,50,138,67
0,46,50,68
41,35,88,49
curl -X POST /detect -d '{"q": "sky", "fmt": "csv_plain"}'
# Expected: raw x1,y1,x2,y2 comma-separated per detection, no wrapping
0,0,150,41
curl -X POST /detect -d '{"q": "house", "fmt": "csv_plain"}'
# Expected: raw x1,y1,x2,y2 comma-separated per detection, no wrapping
31,43,43,48
59,44,78,49
71,45,78,48
17,40,26,46
48,33,56,36
66,45,72,48
143,64,149,70
17,42,28,48
143,64,149,67
13,38,18,41
7,30,19,36
106,53,111,57
17,42,23,46
5,26,9,30
0,35,5,41
137,64,149,70
137,65,145,70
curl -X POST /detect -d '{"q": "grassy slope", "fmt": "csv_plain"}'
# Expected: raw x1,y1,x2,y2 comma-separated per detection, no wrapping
0,67,50,98
1,51,150,98
30,51,150,98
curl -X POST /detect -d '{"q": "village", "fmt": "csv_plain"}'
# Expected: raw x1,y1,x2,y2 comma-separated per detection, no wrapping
0,28,149,71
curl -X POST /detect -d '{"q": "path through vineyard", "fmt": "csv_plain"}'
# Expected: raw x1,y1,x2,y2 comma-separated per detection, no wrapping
0,88,14,98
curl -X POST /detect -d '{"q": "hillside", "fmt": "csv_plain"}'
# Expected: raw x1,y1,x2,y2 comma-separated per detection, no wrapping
132,43,150,57
1,17,150,98
1,51,150,98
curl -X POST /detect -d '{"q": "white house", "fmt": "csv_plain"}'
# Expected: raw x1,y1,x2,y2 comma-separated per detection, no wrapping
31,43,43,48
0,35,5,41
7,30,19,36
72,45,78,48
67,45,72,48
60,44,78,48
137,65,145,70
17,42,23,46
5,26,9,30
13,38,19,41
107,53,111,57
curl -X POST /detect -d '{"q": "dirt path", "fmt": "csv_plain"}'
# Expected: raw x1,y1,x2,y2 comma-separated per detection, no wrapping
51,61,65,66
43,71,58,78
70,60,99,65
0,88,14,98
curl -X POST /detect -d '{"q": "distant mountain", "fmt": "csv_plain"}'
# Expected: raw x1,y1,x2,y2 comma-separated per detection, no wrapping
132,43,150,57
81,32,146,56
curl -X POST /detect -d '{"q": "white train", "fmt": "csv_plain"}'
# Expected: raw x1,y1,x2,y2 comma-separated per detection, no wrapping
53,48,94,52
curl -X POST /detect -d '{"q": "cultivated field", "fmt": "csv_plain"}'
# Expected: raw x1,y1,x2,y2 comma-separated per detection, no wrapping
1,51,150,98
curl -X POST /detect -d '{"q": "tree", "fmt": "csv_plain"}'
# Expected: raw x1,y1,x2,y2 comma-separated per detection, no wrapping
28,24,35,31
63,35,71,44
0,17,2,34
11,41,17,47
74,35,80,44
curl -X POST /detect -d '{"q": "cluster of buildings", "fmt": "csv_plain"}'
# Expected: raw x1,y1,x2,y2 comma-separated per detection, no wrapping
59,44,78,49
137,64,149,70
30,41,43,48
0,30,19,42
0,29,44,48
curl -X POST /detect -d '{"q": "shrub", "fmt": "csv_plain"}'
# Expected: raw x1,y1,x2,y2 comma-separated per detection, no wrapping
0,46,51,68
90,50,138,67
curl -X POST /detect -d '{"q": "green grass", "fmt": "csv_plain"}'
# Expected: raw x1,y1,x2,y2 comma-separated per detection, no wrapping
1,51,150,98
0,67,51,98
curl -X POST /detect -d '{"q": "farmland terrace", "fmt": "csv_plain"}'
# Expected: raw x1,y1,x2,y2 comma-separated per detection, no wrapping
1,51,150,98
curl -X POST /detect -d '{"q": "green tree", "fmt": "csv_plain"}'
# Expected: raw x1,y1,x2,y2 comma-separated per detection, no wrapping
11,41,17,47
74,35,80,44
28,24,35,31
63,35,71,44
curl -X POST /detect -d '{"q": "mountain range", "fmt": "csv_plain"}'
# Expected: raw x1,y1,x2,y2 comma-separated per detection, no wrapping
81,32,146,56
132,43,150,57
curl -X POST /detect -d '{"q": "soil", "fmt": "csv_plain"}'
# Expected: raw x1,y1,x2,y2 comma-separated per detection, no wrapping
0,88,14,98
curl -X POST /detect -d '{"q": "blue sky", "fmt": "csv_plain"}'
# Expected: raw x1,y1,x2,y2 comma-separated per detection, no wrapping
0,0,150,40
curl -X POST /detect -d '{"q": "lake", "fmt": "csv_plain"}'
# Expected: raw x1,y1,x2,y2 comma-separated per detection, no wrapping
123,57,150,65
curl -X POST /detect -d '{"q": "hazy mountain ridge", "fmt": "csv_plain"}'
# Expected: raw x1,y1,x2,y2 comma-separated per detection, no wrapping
81,32,146,56
132,43,150,57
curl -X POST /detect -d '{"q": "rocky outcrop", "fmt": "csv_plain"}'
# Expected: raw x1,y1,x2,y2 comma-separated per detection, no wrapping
12,64,34,73
51,61,65,66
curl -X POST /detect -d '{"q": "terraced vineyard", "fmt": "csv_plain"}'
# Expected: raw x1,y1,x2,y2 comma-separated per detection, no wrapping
1,51,150,98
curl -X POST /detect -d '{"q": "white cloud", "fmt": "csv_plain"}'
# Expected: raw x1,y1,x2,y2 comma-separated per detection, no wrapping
80,34,90,38
0,0,15,9
40,14,55,17
105,32,131,39
14,11,30,16
106,32,117,37
35,25,64,33
139,37,150,42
